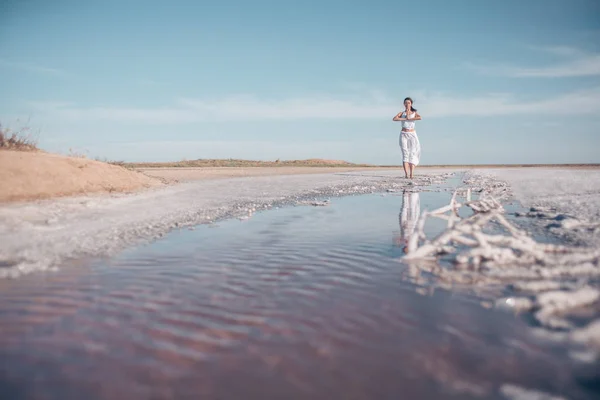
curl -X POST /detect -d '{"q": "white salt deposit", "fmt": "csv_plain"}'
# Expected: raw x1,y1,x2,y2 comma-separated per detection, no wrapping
473,168,600,245
402,168,600,355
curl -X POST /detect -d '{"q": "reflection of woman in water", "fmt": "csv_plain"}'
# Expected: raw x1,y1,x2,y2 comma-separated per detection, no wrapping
398,191,421,253
392,97,422,179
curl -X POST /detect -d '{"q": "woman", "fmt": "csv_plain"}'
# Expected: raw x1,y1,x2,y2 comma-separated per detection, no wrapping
392,97,422,179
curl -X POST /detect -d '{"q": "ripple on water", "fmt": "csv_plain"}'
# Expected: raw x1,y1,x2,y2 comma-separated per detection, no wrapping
0,193,597,399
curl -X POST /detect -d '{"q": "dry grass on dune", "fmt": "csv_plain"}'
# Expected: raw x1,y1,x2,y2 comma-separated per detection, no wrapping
0,124,39,152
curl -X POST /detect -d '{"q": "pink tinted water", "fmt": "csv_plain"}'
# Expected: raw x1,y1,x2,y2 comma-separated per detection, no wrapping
0,193,596,399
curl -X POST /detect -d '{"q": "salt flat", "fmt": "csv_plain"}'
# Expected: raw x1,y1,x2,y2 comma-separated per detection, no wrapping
478,168,600,221
473,167,600,245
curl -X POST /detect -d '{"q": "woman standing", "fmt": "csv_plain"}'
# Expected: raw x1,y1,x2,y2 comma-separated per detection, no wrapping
392,97,422,179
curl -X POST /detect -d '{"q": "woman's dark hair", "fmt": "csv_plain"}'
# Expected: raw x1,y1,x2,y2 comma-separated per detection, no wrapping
404,97,417,112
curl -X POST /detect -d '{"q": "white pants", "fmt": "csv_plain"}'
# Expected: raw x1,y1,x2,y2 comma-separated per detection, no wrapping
400,131,421,165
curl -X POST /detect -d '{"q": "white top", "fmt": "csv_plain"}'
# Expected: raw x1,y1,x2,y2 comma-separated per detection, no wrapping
401,111,416,130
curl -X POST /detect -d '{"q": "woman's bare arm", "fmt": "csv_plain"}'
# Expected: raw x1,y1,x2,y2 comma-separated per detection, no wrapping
407,112,422,121
393,111,406,121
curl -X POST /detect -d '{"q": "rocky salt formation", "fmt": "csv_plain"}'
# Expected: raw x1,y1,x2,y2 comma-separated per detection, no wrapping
401,171,600,361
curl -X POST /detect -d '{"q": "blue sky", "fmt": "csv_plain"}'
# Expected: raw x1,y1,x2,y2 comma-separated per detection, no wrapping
1,0,599,165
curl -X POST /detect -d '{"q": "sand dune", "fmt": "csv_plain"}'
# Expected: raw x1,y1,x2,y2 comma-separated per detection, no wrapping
0,150,162,203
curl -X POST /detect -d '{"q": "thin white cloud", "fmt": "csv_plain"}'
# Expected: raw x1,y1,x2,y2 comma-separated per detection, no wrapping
29,94,394,123
28,87,600,124
466,46,600,78
0,59,66,77
415,87,600,116
72,138,393,164
178,95,393,119
527,45,588,58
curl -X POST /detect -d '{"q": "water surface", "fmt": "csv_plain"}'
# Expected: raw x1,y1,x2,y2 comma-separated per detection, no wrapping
0,190,596,399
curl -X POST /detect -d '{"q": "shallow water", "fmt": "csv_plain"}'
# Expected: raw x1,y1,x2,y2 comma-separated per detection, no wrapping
0,190,597,399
